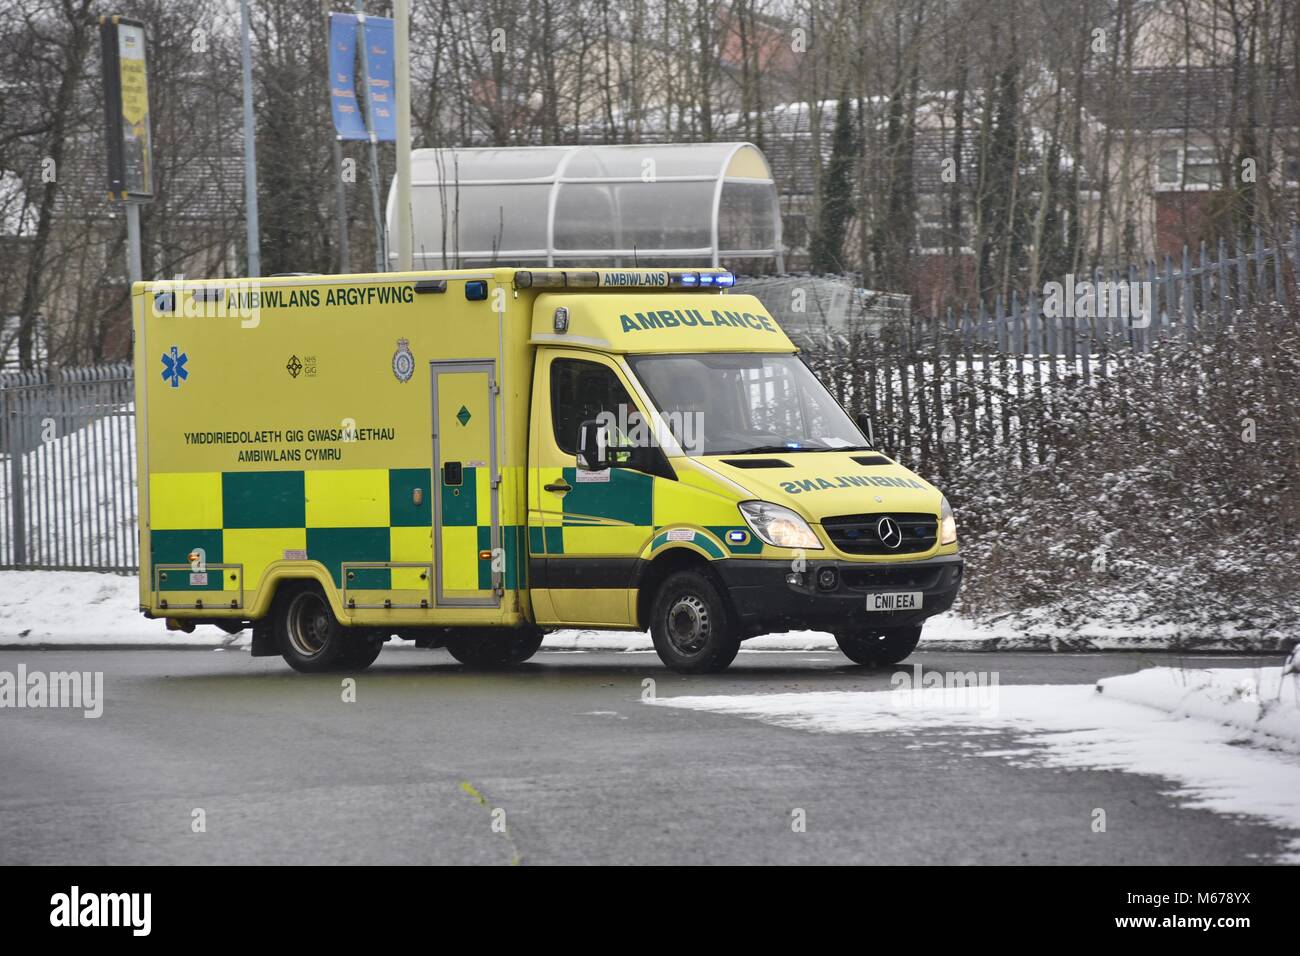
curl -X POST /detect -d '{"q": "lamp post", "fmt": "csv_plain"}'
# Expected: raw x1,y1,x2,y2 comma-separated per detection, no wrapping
394,0,412,272
239,0,261,277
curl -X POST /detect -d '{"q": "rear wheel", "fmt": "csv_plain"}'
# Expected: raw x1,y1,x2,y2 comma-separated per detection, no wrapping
340,631,385,669
276,584,378,673
444,627,544,667
834,625,922,666
649,570,741,674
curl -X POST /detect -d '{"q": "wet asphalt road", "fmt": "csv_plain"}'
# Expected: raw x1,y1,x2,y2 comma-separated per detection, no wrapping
0,647,1291,865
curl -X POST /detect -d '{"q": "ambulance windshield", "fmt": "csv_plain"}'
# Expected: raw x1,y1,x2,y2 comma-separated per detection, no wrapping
627,353,868,457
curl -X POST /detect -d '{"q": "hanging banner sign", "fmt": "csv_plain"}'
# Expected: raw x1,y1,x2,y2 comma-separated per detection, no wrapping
328,13,367,140
361,15,396,142
328,12,395,142
99,16,154,199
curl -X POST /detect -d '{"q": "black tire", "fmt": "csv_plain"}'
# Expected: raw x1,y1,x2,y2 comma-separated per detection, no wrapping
834,625,922,666
339,630,385,669
444,627,544,667
276,584,375,673
649,569,741,673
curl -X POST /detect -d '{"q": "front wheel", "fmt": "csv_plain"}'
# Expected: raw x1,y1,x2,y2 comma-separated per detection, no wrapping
649,570,741,673
834,625,922,666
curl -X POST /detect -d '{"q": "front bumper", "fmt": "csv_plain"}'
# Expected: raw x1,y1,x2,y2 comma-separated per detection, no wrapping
712,553,963,636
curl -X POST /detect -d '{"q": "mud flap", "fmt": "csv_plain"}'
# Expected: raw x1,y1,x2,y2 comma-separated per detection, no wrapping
250,620,278,657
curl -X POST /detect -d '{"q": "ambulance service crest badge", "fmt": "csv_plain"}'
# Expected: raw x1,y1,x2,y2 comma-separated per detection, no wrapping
392,338,414,383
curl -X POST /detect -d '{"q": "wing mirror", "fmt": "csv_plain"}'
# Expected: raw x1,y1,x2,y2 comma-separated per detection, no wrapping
855,412,876,448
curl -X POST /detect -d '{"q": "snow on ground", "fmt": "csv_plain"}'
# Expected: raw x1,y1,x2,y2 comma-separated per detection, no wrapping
0,570,236,646
0,569,1293,652
1098,666,1300,750
649,669,1300,861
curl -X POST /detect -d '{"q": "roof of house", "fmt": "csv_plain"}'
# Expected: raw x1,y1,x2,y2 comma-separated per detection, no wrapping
45,146,245,223
1082,66,1295,132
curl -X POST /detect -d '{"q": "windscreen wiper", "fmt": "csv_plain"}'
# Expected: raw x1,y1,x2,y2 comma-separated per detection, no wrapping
729,443,876,455
729,444,821,455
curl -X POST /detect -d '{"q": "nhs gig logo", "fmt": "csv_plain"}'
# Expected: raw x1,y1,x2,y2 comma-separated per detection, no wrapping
50,886,151,936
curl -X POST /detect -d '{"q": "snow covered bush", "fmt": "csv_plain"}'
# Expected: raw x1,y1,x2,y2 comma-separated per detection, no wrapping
808,301,1300,644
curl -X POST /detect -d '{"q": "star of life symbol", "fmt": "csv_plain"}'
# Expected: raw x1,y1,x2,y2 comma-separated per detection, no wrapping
161,346,188,387
392,338,414,383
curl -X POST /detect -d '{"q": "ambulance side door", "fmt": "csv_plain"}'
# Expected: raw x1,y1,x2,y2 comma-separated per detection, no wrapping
529,348,666,626
431,359,500,607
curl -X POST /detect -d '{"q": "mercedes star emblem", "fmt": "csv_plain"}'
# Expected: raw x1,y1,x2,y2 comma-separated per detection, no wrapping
876,516,903,549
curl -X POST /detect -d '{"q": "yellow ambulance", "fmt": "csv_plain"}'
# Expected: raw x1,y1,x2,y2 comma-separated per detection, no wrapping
133,268,962,673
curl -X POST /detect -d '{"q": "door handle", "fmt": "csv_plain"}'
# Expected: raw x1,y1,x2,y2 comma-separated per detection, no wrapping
544,478,572,493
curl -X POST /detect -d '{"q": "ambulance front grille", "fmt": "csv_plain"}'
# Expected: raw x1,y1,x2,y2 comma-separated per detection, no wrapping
841,566,944,590
821,512,938,555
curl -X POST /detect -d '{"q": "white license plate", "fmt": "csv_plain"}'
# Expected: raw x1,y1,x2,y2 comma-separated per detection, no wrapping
866,591,922,611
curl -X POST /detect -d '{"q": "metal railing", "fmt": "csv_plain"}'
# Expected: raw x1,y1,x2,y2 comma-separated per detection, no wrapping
929,225,1300,357
0,364,136,572
802,226,1300,473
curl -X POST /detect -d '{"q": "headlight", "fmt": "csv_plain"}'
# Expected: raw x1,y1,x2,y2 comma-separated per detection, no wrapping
940,496,958,545
738,500,823,550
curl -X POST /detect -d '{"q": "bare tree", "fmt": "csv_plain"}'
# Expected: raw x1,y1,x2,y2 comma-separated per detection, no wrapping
8,0,95,370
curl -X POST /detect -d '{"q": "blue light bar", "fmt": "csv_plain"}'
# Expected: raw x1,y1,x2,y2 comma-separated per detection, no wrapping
714,272,736,287
698,274,716,286
679,273,699,287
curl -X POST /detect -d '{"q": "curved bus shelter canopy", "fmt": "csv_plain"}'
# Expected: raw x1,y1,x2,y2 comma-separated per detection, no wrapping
390,142,782,272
